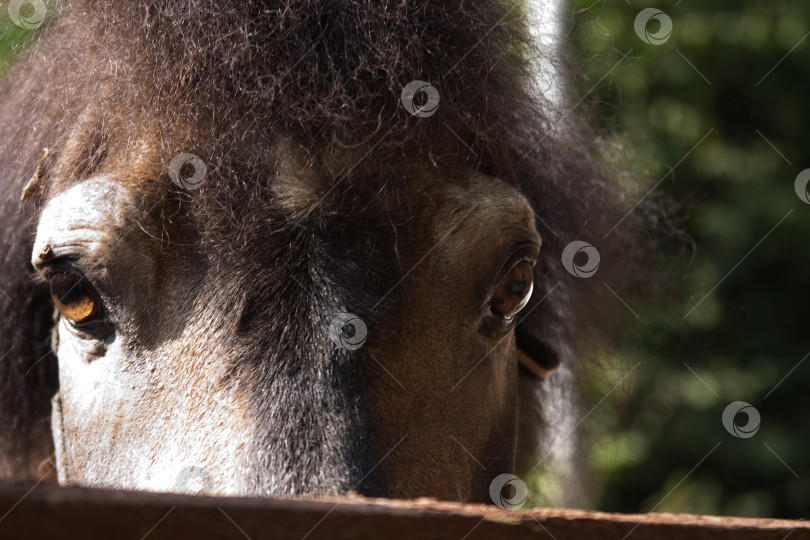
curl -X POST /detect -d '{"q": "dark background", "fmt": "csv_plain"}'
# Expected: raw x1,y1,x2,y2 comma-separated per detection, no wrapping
2,0,809,520
538,0,810,519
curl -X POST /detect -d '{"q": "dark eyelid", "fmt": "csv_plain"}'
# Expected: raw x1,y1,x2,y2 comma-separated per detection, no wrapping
38,259,111,309
35,258,85,281
478,242,539,316
44,262,113,337
494,242,539,285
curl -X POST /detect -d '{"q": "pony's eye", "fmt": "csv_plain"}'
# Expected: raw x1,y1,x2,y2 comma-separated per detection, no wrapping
490,261,534,321
49,271,103,326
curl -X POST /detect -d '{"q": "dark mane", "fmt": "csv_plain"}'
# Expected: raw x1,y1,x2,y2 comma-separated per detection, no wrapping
0,0,660,481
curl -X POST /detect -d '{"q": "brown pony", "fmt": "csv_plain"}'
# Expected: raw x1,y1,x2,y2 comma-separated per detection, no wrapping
0,0,656,502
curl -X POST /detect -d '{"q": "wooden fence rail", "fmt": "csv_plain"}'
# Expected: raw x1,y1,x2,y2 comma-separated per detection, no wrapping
0,482,806,539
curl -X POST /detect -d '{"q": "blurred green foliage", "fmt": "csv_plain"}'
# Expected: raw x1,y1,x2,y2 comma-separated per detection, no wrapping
0,2,46,75
2,0,809,520
566,0,810,520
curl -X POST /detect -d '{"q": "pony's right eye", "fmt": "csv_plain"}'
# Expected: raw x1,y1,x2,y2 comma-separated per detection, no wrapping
49,271,104,326
489,260,534,322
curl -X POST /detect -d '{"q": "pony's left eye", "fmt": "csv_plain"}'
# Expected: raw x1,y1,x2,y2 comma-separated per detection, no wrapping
490,260,534,321
49,271,104,326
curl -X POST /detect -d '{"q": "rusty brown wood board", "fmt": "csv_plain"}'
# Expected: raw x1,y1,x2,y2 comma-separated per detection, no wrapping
0,482,807,539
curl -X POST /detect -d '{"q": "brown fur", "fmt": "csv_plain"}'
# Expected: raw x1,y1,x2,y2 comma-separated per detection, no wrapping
0,0,664,499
